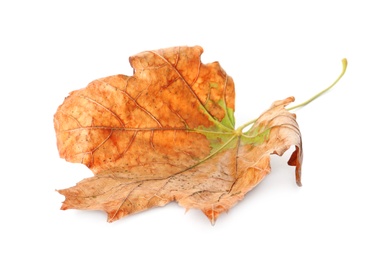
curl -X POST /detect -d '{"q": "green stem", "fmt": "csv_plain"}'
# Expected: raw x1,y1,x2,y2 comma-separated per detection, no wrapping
287,58,347,111
237,118,257,133
238,58,347,132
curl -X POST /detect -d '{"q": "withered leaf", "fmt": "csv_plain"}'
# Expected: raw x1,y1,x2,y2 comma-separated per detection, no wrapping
54,46,302,224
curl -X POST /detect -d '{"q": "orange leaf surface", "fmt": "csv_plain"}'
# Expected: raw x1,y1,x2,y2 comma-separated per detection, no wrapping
54,46,302,224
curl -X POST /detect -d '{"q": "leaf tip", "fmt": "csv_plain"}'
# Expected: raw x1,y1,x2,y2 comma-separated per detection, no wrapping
287,146,303,187
203,207,222,225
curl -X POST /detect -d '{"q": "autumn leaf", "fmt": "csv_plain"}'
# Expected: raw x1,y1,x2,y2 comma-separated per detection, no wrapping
54,46,345,224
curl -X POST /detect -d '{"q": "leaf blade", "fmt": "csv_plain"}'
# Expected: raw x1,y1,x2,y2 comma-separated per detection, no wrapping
55,46,302,223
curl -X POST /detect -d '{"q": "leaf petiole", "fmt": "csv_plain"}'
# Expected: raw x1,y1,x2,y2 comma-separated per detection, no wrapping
239,58,348,132
286,58,347,111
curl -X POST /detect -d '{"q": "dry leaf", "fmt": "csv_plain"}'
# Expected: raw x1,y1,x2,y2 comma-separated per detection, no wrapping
54,46,302,224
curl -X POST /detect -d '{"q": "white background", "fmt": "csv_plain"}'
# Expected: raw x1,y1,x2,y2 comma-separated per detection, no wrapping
1,0,380,259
